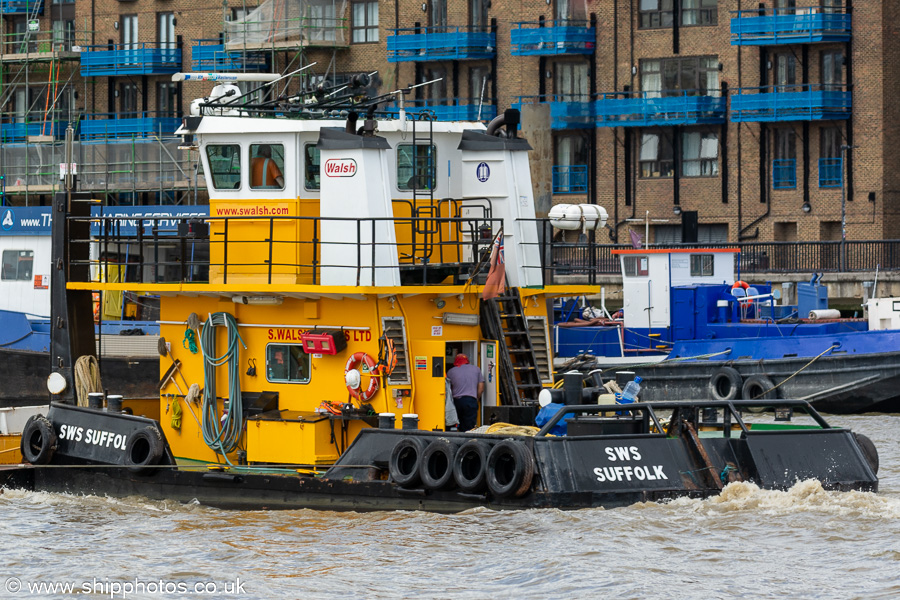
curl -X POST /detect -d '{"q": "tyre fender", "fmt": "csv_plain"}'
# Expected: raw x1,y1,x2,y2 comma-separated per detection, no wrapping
20,415,57,465
419,439,459,491
453,439,492,493
124,426,165,473
741,374,777,412
486,439,535,499
708,367,743,401
388,436,428,488
853,432,879,475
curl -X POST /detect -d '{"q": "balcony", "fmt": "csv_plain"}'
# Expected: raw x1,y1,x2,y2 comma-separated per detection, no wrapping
595,91,726,128
0,119,66,142
731,8,851,45
0,30,87,60
731,85,852,122
0,0,42,14
191,40,266,72
387,26,495,62
510,21,595,56
80,43,182,77
80,113,181,141
513,95,594,129
382,98,497,122
773,159,796,190
819,157,842,188
552,165,588,194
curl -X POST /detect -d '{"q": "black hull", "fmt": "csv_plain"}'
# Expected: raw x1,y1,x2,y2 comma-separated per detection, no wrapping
0,348,159,406
610,353,900,414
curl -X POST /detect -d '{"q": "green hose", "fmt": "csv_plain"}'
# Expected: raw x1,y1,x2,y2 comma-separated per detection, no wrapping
200,312,246,456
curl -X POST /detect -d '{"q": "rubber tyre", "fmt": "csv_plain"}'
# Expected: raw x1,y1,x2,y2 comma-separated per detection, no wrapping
389,437,428,488
419,439,458,491
453,439,492,493
486,440,535,499
20,415,57,465
853,432,879,475
708,367,742,401
741,374,777,412
124,426,165,473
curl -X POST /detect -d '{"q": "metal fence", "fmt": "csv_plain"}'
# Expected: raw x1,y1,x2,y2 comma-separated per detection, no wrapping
549,241,900,278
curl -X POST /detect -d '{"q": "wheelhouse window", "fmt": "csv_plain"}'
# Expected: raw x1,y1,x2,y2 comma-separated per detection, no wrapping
623,255,649,277
682,130,719,177
249,143,285,190
682,0,717,26
266,344,310,384
398,144,436,191
304,144,320,191
351,1,378,43
640,131,674,178
205,144,241,190
1,250,34,281
690,254,714,277
639,0,673,29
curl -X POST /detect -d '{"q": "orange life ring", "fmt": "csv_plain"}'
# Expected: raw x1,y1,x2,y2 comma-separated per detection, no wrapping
344,352,380,402
732,280,749,290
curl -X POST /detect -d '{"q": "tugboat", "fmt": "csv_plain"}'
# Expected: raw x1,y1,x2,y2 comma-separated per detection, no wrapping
0,74,879,510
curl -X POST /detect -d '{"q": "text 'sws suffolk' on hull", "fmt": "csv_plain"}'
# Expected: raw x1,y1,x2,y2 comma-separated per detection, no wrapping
0,70,880,510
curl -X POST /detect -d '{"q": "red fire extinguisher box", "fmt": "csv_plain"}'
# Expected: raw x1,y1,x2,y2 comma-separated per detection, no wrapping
300,329,347,355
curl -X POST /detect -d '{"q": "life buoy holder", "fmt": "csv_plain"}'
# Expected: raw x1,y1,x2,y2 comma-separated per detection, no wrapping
344,352,380,402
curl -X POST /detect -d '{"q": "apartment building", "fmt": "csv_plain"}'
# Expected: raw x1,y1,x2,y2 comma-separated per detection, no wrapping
0,0,894,244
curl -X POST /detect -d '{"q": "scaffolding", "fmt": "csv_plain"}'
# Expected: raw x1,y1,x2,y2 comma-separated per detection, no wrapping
224,0,348,50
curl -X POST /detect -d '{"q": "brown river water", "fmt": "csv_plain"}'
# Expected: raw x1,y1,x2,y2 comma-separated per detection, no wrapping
1,413,899,600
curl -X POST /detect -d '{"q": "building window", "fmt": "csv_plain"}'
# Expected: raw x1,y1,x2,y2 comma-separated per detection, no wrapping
119,82,138,117
158,82,178,118
682,0,717,26
430,0,447,28
398,144,436,191
775,54,797,91
266,344,310,384
690,254,714,277
820,0,842,14
158,12,175,49
1,250,34,281
623,255,649,277
304,144,320,191
555,62,590,101
469,66,490,105
556,0,588,22
639,0,673,29
205,144,241,190
554,134,589,193
641,57,719,97
775,0,796,13
822,50,843,90
470,0,490,29
51,19,75,51
121,15,138,50
351,1,378,43
819,127,842,188
682,131,719,177
640,131,674,178
773,129,797,189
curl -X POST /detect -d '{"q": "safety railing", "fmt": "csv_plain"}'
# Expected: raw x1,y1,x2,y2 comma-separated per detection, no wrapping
0,28,89,55
512,95,595,129
80,43,182,76
80,112,182,140
819,157,842,188
380,98,498,122
552,165,588,194
510,20,595,55
773,158,797,189
595,89,726,127
0,0,42,14
191,39,267,71
731,84,852,122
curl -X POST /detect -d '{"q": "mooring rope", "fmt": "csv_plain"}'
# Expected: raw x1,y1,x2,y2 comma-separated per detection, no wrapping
759,343,840,399
74,355,102,408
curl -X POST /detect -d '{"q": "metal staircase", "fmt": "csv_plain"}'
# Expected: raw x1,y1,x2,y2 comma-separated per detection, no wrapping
480,287,543,405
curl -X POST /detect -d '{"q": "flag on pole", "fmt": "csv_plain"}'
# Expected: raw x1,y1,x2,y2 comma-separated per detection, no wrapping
629,229,643,249
482,232,506,300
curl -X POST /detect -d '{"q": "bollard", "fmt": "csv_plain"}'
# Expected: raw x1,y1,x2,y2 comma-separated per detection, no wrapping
378,412,396,429
106,394,123,413
88,392,104,409
401,413,419,430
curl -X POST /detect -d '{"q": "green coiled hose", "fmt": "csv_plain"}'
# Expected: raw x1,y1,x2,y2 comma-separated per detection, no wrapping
200,312,246,456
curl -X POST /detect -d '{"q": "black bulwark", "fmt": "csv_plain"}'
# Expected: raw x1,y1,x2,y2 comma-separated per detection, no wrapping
50,189,97,404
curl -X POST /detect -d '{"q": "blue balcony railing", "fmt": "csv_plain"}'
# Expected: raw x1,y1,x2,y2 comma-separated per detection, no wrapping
819,157,843,188
552,165,588,194
731,85,852,122
80,113,181,140
731,9,851,45
513,96,594,130
0,120,67,142
773,159,797,189
387,26,495,62
0,0,42,14
595,90,726,127
81,44,182,76
191,40,266,71
510,21,595,55
381,98,497,122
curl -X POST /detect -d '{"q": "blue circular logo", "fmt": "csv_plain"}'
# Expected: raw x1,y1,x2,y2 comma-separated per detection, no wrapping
1,208,14,231
476,162,490,183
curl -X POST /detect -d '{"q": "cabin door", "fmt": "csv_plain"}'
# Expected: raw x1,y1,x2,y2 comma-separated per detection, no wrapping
480,340,499,407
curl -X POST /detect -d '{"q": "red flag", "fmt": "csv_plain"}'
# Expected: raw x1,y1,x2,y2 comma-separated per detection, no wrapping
482,233,506,300
629,229,643,249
